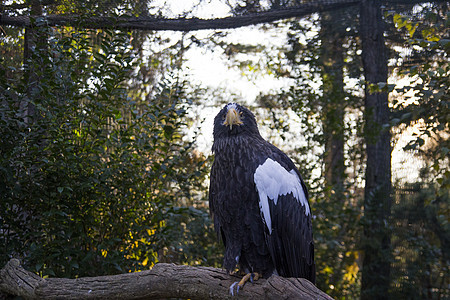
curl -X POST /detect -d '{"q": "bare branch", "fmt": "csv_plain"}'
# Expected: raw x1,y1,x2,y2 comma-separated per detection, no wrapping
0,1,360,31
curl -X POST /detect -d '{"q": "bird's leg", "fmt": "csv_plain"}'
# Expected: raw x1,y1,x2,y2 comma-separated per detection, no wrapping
238,273,252,287
229,272,261,296
251,272,261,282
239,272,261,285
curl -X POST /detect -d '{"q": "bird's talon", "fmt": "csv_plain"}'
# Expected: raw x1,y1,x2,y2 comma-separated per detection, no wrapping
254,272,261,281
229,282,238,296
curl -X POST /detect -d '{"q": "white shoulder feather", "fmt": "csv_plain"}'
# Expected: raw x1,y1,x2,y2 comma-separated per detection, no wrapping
254,158,309,233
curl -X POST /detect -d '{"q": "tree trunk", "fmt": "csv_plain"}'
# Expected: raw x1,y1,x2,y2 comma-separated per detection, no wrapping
22,0,45,125
360,0,392,299
320,10,346,195
0,259,332,300
319,9,349,291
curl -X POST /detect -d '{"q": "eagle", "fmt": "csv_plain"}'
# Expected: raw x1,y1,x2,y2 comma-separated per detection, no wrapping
209,103,315,292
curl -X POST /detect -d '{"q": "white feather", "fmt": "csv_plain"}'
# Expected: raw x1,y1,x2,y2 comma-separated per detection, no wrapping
254,158,309,234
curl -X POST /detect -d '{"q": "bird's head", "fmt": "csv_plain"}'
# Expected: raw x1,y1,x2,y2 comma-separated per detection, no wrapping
213,103,260,139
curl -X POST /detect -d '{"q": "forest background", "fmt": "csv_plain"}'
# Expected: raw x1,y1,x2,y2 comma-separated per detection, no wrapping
0,0,448,299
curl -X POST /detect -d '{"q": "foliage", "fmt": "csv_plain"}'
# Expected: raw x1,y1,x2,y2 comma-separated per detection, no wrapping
388,4,449,164
391,179,449,299
0,16,217,278
387,4,449,298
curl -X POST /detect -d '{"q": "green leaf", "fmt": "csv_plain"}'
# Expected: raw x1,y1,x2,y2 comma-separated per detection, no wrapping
35,263,43,272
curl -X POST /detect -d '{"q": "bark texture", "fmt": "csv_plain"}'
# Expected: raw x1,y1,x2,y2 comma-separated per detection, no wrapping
0,259,332,300
360,0,392,299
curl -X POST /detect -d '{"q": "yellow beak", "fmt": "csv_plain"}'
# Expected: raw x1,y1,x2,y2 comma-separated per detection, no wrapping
223,108,243,129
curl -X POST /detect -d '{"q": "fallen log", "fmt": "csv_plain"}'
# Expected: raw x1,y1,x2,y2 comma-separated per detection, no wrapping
0,258,332,299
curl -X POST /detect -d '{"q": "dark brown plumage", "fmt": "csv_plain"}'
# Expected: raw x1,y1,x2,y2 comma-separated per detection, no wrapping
209,103,315,283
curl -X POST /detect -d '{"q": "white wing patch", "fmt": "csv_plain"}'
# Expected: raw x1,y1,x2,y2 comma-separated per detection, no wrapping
253,158,309,234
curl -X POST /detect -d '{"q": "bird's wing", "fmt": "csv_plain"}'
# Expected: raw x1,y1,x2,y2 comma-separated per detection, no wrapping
209,155,263,273
253,152,315,282
209,159,223,243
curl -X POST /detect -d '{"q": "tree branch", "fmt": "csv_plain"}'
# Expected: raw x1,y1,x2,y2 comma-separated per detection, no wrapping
383,0,447,3
0,1,360,31
0,259,332,299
